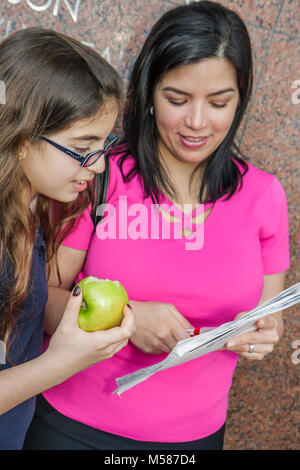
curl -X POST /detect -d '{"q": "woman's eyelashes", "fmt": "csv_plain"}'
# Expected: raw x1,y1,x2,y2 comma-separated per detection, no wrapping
211,102,228,108
166,98,228,108
167,98,186,106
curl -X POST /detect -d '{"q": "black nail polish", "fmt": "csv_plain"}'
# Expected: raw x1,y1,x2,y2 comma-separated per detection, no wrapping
72,285,81,296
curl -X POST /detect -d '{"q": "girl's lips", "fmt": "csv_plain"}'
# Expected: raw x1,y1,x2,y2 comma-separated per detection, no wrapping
72,180,88,192
179,134,210,149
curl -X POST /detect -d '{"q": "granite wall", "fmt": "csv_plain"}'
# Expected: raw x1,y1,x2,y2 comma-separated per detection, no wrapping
0,0,299,450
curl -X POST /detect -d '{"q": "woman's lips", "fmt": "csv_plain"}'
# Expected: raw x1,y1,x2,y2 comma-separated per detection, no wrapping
179,134,210,149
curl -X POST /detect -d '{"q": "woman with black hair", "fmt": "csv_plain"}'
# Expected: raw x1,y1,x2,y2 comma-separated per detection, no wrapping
24,2,289,450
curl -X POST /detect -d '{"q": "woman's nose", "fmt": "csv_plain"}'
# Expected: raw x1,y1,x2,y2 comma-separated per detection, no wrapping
184,104,208,130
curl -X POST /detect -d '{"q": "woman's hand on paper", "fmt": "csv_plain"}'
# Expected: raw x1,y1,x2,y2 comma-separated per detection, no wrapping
225,311,284,360
128,301,192,354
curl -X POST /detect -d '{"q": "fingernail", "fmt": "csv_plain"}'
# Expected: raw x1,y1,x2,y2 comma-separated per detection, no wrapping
227,341,235,348
259,320,264,327
126,304,132,310
72,285,81,296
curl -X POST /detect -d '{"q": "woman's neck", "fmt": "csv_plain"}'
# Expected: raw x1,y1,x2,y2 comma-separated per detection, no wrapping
158,147,205,206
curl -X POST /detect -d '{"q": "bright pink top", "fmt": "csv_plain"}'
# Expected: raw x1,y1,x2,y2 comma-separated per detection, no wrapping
43,152,290,442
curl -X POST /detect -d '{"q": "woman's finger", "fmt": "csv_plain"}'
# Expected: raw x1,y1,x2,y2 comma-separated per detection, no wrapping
240,351,267,361
226,326,280,349
256,315,276,330
227,342,274,355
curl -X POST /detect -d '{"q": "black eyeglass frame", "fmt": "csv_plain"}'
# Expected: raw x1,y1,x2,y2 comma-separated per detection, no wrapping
40,134,118,167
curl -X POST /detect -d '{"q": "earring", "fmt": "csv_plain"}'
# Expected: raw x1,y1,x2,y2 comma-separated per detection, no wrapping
150,106,154,115
18,152,25,161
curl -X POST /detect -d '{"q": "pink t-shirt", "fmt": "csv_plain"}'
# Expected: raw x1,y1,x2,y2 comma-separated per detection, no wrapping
42,152,290,442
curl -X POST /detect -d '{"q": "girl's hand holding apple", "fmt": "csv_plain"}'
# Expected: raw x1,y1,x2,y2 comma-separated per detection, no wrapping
44,286,136,378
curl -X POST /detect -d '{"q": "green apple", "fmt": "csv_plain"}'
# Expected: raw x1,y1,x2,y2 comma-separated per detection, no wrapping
76,276,129,332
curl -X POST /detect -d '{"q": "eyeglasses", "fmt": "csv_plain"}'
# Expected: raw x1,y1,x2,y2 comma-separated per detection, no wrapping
40,134,118,168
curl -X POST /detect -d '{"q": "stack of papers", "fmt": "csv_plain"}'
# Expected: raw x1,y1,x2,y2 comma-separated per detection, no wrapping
114,282,300,395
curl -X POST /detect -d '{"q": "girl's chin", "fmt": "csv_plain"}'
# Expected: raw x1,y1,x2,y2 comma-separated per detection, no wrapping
65,191,80,202
46,190,79,203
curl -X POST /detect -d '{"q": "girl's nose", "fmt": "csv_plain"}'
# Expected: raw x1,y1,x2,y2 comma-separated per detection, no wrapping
87,155,106,175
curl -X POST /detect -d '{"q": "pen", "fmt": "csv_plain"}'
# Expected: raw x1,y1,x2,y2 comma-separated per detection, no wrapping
186,326,216,336
186,327,201,336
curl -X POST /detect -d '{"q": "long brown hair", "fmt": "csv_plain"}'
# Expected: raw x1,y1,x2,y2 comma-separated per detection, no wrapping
0,28,123,357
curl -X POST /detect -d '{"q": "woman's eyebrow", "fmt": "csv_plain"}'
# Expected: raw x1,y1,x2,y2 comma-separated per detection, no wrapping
162,86,191,96
162,86,236,97
207,88,235,97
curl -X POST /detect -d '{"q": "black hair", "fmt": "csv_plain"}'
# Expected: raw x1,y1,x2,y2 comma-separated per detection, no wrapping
118,1,253,203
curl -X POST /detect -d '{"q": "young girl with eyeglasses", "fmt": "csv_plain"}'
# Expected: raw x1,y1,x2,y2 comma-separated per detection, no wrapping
0,27,135,450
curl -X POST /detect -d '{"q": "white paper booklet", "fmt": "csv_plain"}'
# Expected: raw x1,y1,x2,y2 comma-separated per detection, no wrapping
114,282,300,396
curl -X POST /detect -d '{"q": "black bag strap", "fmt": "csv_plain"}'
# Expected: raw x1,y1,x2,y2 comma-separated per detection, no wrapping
91,153,110,234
